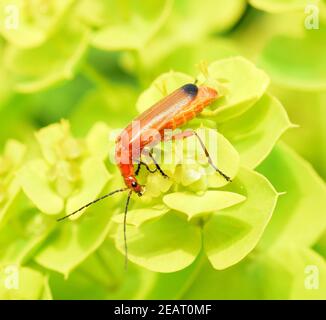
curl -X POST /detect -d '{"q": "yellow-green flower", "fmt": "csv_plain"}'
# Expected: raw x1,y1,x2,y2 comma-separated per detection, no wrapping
18,120,112,218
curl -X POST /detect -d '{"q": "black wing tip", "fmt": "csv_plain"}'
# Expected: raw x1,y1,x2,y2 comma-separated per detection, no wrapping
182,83,198,97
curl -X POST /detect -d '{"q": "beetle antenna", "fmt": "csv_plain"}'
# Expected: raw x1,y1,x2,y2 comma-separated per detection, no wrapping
57,187,129,222
124,190,133,270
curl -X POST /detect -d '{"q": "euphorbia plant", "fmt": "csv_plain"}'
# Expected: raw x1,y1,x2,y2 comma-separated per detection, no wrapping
5,57,288,275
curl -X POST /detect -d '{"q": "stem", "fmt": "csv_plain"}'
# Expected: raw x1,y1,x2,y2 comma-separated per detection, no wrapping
174,248,206,299
77,268,119,291
95,249,121,284
77,249,121,291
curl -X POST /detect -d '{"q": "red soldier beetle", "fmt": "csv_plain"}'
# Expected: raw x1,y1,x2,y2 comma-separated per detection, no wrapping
58,83,231,268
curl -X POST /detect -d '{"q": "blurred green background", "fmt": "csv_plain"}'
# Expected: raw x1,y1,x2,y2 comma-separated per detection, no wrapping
0,0,325,300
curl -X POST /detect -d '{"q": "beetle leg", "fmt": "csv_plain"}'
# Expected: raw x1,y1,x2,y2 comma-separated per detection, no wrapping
135,162,141,176
142,149,169,179
149,150,169,178
135,160,157,176
192,131,231,182
166,129,231,182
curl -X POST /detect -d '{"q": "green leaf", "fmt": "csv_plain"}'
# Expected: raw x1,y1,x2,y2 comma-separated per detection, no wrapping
163,191,246,220
18,159,64,215
257,143,326,248
75,0,113,28
66,157,111,220
91,0,172,51
35,194,117,277
141,37,239,76
259,31,326,91
92,24,148,51
142,254,205,299
270,88,326,180
135,0,246,73
204,167,278,270
114,212,201,272
4,21,89,92
200,57,270,122
219,94,292,168
180,257,262,299
112,205,170,227
179,251,292,299
172,0,247,37
0,0,75,48
70,85,138,135
0,266,50,299
0,207,55,265
180,246,326,299
249,0,319,13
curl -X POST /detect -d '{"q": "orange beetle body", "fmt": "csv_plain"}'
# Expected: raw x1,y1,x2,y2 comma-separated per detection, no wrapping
115,83,218,195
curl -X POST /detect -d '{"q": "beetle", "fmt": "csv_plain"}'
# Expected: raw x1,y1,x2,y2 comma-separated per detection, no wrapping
58,83,231,268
